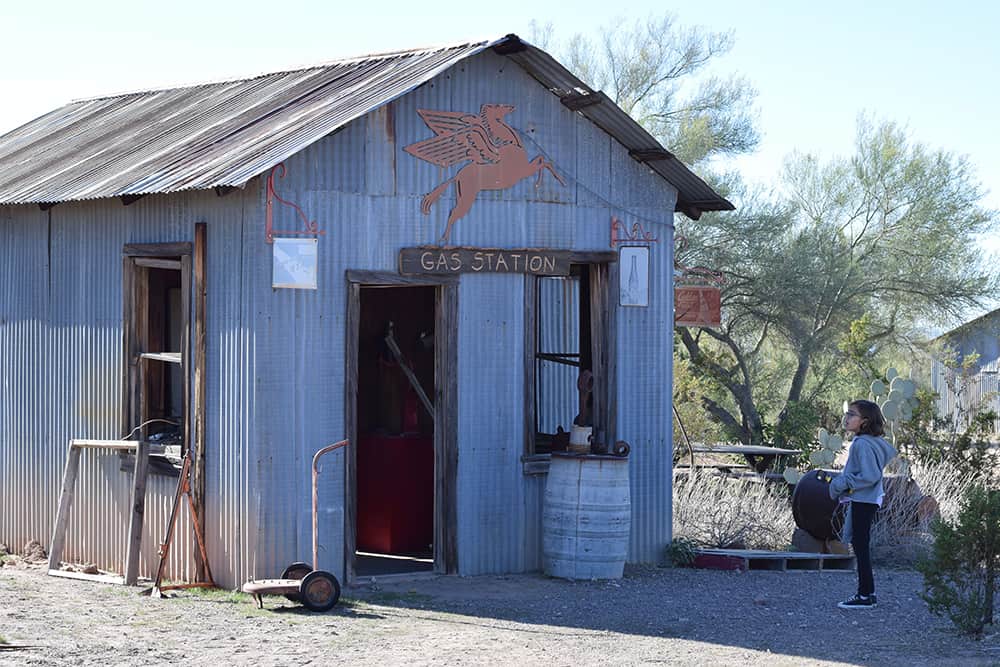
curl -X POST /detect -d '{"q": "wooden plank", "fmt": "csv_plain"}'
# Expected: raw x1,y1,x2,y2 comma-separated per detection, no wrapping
121,255,135,440
192,222,208,581
48,569,126,585
181,252,191,453
568,251,618,264
383,330,434,423
48,443,82,571
123,242,193,257
694,548,855,572
590,263,610,449
521,456,550,476
690,444,800,456
344,281,360,584
134,263,149,439
134,258,182,270
523,275,537,462
68,439,139,450
124,439,150,585
820,557,856,571
437,282,459,574
400,247,571,276
139,352,182,363
346,269,457,286
605,261,618,447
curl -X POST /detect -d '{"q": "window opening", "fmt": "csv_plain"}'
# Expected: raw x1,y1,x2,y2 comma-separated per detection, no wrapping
123,249,190,463
533,265,596,455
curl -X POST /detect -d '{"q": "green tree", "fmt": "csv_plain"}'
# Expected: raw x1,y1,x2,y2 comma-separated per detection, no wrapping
676,118,999,447
534,13,759,165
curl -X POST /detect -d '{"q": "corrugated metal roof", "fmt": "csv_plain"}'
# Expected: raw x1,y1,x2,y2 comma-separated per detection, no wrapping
0,34,731,216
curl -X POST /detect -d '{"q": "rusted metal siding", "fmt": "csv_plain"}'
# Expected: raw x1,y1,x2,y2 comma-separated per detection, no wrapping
616,235,676,563
270,49,679,576
2,45,686,584
0,190,263,588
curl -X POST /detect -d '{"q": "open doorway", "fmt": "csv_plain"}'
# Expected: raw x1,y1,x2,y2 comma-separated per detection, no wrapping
354,285,436,577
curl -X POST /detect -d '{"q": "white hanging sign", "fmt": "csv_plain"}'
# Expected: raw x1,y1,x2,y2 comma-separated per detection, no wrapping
272,238,318,289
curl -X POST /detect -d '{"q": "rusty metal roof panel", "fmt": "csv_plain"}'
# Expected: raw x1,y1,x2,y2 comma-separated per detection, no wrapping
0,35,730,214
0,41,500,205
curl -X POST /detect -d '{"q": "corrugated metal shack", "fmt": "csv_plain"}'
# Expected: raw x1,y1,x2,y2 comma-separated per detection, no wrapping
930,308,1000,435
0,34,732,588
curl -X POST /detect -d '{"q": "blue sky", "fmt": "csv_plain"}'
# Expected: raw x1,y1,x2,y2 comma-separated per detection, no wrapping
2,1,997,244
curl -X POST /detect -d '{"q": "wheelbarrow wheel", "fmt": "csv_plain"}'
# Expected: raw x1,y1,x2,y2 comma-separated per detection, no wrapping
299,570,340,612
281,561,312,602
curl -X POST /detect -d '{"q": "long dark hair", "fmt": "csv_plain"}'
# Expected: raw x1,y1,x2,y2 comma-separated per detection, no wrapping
849,399,885,437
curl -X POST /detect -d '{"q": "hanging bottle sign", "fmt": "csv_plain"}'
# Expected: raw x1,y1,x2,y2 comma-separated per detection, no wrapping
619,246,649,307
674,286,721,327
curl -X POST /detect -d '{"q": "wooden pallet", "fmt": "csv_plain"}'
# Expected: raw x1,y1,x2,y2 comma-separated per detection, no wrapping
693,548,855,572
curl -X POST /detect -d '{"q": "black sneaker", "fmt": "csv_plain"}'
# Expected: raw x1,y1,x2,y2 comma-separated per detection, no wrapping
838,594,877,609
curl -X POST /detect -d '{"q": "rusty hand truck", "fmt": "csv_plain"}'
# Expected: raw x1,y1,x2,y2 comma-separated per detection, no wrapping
242,440,348,611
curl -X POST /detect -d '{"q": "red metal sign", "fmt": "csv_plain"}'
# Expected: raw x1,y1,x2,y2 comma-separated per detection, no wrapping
404,104,565,244
675,286,721,327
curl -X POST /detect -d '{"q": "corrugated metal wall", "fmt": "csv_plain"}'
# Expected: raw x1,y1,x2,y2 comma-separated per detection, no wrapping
0,190,258,586
2,48,680,584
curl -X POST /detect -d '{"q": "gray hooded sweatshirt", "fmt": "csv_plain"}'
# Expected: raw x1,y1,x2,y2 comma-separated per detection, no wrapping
828,433,897,542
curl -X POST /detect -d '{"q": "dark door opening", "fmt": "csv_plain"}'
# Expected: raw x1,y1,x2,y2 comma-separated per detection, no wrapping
355,286,436,576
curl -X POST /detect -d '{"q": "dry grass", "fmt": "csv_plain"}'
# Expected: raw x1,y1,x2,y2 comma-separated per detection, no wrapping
871,461,985,565
672,470,795,550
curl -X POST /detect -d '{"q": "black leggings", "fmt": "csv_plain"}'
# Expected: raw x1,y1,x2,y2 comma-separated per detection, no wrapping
851,501,878,596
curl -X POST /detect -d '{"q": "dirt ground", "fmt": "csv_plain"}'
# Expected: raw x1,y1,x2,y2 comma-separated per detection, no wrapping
1,555,999,666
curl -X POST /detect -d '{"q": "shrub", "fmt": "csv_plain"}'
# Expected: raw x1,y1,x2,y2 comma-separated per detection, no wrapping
664,536,699,567
917,484,1000,638
673,469,794,550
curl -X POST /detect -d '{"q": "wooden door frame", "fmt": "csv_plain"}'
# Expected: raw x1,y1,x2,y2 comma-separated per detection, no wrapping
344,270,458,582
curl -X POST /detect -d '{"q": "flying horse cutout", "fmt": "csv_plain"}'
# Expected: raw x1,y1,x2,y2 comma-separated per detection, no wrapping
404,104,566,244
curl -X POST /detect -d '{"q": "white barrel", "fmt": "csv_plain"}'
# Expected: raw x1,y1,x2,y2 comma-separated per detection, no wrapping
543,453,631,579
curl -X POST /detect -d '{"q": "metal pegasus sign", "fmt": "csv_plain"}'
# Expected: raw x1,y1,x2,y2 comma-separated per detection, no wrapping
403,103,566,244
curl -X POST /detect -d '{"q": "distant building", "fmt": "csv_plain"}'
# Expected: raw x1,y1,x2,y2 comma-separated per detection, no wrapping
930,308,1000,434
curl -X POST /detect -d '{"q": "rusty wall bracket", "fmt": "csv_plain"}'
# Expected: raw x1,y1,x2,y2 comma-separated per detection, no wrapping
265,163,325,244
610,216,658,248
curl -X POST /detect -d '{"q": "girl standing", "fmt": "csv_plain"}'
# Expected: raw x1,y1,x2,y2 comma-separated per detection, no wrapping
829,399,897,609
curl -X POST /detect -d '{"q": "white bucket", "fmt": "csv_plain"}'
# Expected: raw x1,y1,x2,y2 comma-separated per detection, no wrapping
542,453,631,579
568,425,592,454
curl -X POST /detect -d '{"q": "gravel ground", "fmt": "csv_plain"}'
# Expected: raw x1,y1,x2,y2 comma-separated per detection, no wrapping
1,557,998,666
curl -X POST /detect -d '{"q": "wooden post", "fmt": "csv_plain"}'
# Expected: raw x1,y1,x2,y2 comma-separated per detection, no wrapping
192,222,207,580
344,281,360,583
124,439,150,585
48,442,82,572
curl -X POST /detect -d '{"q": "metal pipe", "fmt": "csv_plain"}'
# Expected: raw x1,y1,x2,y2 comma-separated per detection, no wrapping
312,440,349,570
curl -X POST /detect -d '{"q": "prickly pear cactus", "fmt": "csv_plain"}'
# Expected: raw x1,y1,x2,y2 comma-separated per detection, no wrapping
869,367,919,447
783,427,844,484
861,368,915,477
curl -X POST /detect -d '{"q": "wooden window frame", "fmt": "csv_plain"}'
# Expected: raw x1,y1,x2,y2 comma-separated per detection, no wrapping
122,242,193,470
523,253,617,475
